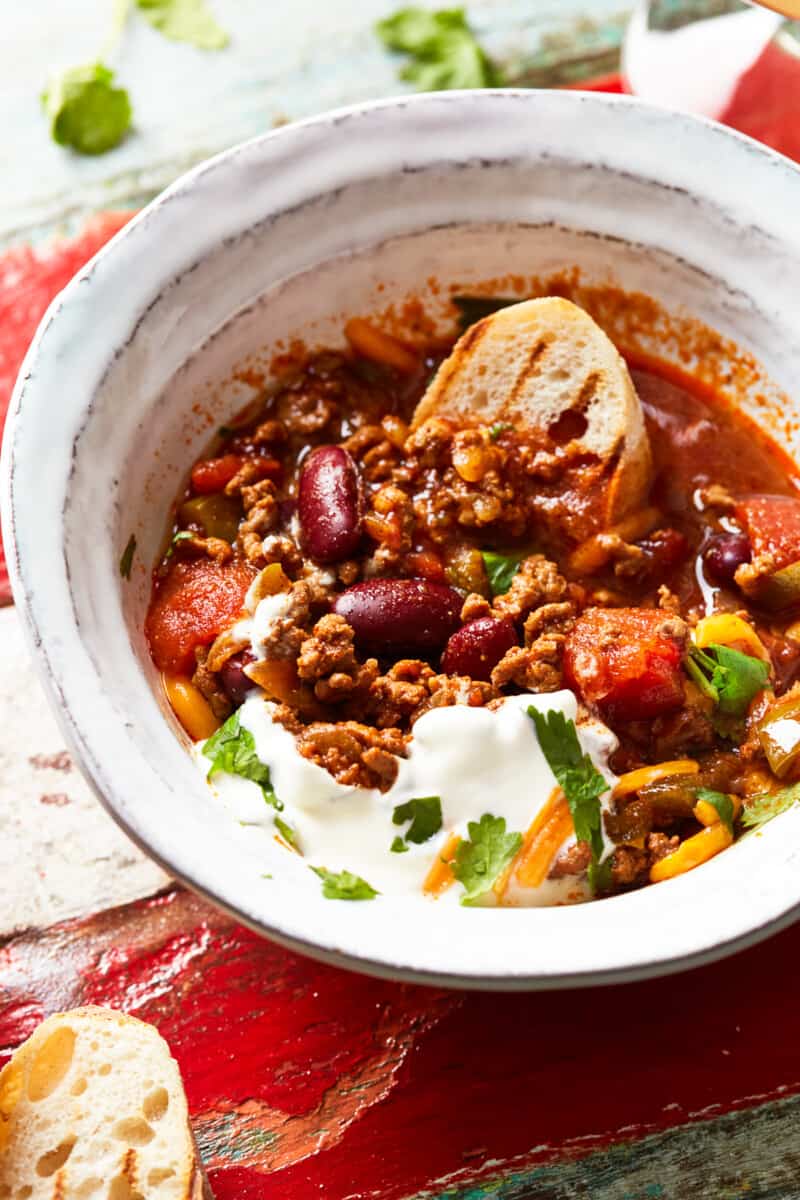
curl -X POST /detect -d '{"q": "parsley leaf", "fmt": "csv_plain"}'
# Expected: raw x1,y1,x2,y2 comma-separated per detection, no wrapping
695,787,735,833
119,533,136,579
685,644,770,717
392,796,442,845
741,782,800,830
203,712,280,809
312,867,379,901
376,7,501,91
528,708,609,884
135,0,229,48
390,836,409,854
488,422,511,442
42,63,132,156
452,813,522,905
481,550,525,597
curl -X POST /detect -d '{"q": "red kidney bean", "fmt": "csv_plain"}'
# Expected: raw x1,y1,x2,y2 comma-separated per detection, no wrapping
703,532,751,584
333,579,461,653
219,650,256,707
441,616,517,680
298,445,362,563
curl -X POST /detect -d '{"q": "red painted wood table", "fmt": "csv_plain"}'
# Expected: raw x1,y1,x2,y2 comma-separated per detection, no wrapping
3,56,800,1199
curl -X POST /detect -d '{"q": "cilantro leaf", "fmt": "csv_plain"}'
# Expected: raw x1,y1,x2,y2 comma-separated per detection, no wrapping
119,533,136,579
481,550,525,597
135,0,229,48
685,644,770,717
42,63,132,156
452,813,522,905
741,782,800,830
312,867,378,901
203,712,280,809
488,422,511,442
529,707,609,881
695,787,735,833
452,295,521,332
392,796,442,845
376,7,501,91
390,836,409,854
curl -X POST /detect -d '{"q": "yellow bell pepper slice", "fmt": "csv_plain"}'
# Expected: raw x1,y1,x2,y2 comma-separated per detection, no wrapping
612,759,698,800
650,822,733,883
163,674,221,741
693,613,769,662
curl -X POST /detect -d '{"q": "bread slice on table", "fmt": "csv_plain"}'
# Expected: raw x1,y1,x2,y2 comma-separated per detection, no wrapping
413,297,652,528
0,1006,211,1199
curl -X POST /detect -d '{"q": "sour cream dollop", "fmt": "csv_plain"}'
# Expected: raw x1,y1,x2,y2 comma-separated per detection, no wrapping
198,689,618,906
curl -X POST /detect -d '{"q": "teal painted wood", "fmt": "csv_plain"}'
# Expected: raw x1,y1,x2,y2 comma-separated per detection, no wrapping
0,1,630,247
424,1095,800,1200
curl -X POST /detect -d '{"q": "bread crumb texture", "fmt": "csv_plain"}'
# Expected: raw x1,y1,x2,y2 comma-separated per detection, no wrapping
0,1007,205,1199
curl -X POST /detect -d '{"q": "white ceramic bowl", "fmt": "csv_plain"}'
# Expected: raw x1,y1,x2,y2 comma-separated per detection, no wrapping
5,91,800,990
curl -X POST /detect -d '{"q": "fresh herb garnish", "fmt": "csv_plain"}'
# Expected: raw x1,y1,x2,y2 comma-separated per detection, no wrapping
43,63,132,156
165,529,194,558
275,816,297,847
529,708,610,891
452,813,522,905
695,787,736,833
685,643,770,716
488,422,511,442
312,866,379,901
390,836,409,854
741,782,800,831
481,550,525,597
392,796,442,846
452,295,521,332
203,712,280,809
119,533,137,579
376,7,501,91
135,0,230,49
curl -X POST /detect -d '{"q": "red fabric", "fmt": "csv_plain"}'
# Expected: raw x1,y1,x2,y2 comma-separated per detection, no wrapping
0,212,132,604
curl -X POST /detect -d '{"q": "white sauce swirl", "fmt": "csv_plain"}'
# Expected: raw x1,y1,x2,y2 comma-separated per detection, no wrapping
197,688,619,906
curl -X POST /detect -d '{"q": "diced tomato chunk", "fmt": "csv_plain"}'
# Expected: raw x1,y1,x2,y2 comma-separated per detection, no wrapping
190,454,246,494
145,558,255,674
736,495,800,573
563,607,686,723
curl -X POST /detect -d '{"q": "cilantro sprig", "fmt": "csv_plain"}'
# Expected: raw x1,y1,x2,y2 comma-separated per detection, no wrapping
203,712,280,809
741,782,800,831
695,788,735,833
376,7,502,91
312,867,379,901
42,0,229,155
392,796,442,850
685,644,770,717
528,708,611,892
452,814,522,905
481,550,526,597
43,64,132,156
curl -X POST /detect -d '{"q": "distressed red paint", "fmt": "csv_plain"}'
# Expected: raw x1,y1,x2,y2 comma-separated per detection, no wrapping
2,887,800,1198
0,211,132,602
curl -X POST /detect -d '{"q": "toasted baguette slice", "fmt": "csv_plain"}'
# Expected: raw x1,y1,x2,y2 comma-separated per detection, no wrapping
0,1006,211,1199
413,297,652,527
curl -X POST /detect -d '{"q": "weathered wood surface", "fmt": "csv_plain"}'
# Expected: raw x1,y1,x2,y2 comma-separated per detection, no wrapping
2,884,800,1197
1,1,628,248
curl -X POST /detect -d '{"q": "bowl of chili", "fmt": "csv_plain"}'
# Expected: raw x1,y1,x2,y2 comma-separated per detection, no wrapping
4,90,800,988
